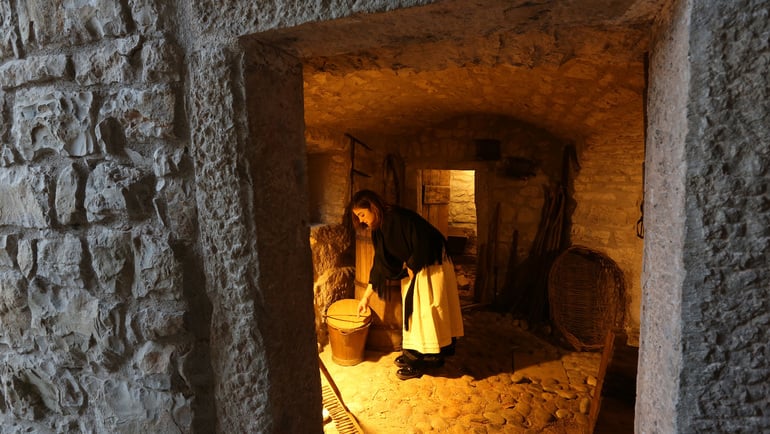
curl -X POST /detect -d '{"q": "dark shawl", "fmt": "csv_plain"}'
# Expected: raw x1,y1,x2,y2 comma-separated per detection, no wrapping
368,206,446,330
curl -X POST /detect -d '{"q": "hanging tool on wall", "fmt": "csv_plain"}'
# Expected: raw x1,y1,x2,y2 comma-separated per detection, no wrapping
382,153,404,205
346,133,372,201
638,53,649,240
636,157,646,239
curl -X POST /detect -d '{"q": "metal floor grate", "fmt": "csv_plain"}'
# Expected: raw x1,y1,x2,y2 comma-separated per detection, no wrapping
319,357,364,434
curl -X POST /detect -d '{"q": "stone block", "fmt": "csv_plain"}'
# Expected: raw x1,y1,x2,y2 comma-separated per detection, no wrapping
0,368,49,421
55,369,86,415
133,234,182,301
88,229,133,295
152,148,188,178
134,341,175,376
28,283,98,338
0,276,31,346
12,87,96,160
90,303,129,372
129,0,167,35
134,307,185,340
0,167,50,228
154,177,197,241
0,55,69,89
98,85,176,143
0,1,21,60
0,270,27,315
95,117,129,156
309,223,350,273
0,146,16,167
0,234,17,268
16,238,36,280
97,380,193,433
141,38,182,82
17,0,128,48
36,234,84,288
55,163,84,226
0,92,13,163
20,367,84,416
73,36,140,86
84,161,142,224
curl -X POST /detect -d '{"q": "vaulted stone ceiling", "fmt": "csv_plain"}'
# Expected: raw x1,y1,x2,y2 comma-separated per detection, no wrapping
255,0,666,144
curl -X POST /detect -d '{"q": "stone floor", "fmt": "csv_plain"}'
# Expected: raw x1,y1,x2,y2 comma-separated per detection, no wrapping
320,308,609,434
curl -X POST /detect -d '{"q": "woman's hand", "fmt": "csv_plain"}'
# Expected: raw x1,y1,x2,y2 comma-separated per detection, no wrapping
357,297,370,316
358,284,374,316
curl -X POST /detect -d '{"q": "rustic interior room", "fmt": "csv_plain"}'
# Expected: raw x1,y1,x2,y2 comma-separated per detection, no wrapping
289,2,646,431
0,0,767,433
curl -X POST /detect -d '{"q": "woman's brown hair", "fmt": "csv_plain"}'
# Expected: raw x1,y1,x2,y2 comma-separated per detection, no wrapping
348,189,388,230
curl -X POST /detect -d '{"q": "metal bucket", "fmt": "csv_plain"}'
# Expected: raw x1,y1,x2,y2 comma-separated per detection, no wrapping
326,299,372,366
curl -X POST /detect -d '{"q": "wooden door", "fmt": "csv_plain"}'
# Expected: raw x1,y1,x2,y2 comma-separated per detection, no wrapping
419,170,450,236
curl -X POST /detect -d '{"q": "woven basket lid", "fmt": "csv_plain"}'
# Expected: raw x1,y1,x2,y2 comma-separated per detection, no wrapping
327,299,371,330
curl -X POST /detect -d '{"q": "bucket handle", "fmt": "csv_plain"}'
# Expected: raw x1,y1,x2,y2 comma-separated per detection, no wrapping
325,313,371,334
337,324,369,335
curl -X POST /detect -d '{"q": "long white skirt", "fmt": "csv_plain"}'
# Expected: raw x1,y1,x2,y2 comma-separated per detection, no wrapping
400,259,464,354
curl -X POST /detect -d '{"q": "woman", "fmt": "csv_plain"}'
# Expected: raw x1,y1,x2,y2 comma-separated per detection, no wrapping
349,189,464,380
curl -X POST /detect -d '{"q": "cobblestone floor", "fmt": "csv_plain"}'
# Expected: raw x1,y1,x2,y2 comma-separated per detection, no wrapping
320,308,603,434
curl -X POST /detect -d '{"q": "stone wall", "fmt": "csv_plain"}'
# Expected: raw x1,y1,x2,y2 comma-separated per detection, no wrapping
343,111,645,333
310,224,354,346
570,133,645,342
0,1,325,432
380,114,568,305
306,130,351,225
449,170,476,231
2,0,767,432
0,1,203,432
640,0,770,432
307,153,349,224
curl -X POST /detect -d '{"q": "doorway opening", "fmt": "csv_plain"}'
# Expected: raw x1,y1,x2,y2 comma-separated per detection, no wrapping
244,1,647,431
414,169,478,302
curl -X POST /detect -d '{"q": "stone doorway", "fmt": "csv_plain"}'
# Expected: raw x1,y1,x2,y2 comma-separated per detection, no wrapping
251,1,647,431
2,0,766,432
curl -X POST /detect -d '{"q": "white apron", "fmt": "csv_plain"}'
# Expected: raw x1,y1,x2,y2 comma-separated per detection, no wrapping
400,259,464,354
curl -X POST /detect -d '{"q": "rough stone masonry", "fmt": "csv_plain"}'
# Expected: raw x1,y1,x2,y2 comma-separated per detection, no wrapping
0,1,202,432
0,0,768,433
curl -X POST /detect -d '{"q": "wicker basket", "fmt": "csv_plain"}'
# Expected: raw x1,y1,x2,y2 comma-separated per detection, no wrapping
548,246,625,351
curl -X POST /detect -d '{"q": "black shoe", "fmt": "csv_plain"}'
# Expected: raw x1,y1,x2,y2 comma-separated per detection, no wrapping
420,355,445,369
394,355,412,368
396,365,423,380
396,349,444,368
395,350,422,368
